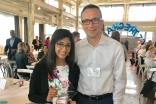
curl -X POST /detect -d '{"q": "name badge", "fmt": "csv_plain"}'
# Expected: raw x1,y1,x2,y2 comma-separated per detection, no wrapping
87,67,100,77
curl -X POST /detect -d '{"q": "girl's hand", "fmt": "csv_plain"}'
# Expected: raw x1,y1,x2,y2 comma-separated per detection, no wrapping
46,87,58,102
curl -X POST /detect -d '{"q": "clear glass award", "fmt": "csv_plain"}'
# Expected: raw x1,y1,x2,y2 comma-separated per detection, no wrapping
56,82,77,104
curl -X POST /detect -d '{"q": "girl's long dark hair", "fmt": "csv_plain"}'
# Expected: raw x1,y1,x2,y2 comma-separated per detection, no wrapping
39,29,75,77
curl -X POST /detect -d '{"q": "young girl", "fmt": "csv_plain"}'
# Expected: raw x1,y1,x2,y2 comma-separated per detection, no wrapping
28,29,79,104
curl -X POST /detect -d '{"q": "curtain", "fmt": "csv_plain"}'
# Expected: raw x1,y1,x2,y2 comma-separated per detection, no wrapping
39,24,45,42
24,17,28,43
14,16,20,38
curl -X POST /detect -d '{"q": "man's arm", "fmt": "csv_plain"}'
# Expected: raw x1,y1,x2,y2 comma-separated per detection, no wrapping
113,44,127,104
4,39,8,55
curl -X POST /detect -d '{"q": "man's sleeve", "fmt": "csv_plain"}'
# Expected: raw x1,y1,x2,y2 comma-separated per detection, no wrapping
4,39,8,52
113,44,127,104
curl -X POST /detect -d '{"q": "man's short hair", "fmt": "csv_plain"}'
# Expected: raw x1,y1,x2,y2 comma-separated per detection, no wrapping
72,31,80,38
81,4,102,19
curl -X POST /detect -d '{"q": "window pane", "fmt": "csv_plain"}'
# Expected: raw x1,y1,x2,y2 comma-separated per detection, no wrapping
45,0,58,8
100,5,124,21
146,32,153,42
138,31,145,38
0,12,14,47
45,24,56,38
63,4,70,13
78,29,86,39
34,23,39,38
128,4,156,21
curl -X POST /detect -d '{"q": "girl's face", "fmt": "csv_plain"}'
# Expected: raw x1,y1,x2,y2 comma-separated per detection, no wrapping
43,46,48,53
55,37,71,60
25,46,30,51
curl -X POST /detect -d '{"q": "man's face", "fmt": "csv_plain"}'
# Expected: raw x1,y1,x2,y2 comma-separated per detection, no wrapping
81,8,103,39
10,30,15,38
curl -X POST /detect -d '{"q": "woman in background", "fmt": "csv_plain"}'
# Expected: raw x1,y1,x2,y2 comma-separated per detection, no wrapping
37,45,48,60
145,46,155,58
111,31,127,61
26,43,36,64
44,37,50,46
14,42,29,78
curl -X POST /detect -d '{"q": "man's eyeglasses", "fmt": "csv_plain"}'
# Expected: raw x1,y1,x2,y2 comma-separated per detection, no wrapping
56,43,71,50
82,18,103,25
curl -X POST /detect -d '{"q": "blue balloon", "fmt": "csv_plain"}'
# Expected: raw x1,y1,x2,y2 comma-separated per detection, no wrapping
142,39,145,43
138,34,143,38
124,23,131,31
112,23,119,30
118,22,124,30
107,27,114,34
129,26,139,36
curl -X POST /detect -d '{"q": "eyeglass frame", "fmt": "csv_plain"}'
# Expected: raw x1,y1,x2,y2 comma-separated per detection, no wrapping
56,43,71,50
81,18,103,25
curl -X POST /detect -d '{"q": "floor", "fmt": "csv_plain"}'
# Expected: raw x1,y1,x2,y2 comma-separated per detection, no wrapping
0,57,147,104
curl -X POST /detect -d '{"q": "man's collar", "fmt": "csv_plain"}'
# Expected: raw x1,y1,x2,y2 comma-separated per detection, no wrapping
10,37,15,40
82,34,108,47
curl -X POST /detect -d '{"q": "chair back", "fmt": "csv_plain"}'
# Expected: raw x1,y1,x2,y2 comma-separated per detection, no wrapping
144,58,153,71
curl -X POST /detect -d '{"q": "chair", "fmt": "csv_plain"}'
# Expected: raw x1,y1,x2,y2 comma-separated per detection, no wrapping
26,65,35,69
7,61,16,77
0,62,7,78
17,69,33,81
138,56,147,81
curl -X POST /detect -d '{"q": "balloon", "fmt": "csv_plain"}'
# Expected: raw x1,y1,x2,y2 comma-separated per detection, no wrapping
112,23,119,30
118,22,124,30
138,34,143,38
129,26,139,36
142,39,145,43
107,27,114,34
124,23,131,31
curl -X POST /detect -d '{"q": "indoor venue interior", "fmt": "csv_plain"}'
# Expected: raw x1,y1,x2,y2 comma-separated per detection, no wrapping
0,0,156,104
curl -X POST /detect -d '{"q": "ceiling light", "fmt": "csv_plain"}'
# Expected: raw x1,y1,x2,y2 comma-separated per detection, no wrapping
66,17,68,19
38,7,41,10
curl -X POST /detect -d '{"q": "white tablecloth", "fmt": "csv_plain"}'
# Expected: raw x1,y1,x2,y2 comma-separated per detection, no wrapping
0,79,29,99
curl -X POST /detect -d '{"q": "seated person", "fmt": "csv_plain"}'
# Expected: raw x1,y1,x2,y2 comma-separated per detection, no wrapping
37,45,48,61
14,42,30,78
145,46,155,58
138,45,146,64
26,43,36,64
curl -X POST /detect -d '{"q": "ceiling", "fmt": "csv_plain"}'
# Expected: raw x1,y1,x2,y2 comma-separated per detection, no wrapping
80,0,156,5
0,0,156,31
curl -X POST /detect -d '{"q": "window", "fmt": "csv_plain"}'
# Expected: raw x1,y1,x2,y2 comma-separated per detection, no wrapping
78,29,86,39
0,12,14,47
71,6,76,16
128,4,156,21
146,32,153,42
79,7,83,16
63,27,70,31
34,23,39,39
45,0,58,8
45,24,56,38
63,4,70,13
99,5,124,21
